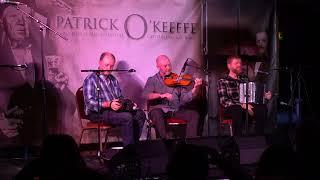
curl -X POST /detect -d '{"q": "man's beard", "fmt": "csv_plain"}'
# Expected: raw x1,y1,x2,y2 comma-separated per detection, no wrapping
232,68,242,75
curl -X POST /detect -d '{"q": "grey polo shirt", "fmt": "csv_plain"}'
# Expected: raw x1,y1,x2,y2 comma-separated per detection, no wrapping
143,72,193,112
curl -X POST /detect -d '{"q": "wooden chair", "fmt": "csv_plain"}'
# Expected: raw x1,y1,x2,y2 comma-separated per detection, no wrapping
219,105,233,136
145,101,187,139
75,87,114,155
166,117,187,139
146,116,187,139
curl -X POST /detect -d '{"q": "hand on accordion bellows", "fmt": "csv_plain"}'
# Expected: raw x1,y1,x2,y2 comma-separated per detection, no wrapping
133,103,138,110
102,99,122,111
241,103,254,116
111,100,122,111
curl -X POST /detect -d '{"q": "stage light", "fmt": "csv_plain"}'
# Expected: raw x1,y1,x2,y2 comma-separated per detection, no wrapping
278,32,284,40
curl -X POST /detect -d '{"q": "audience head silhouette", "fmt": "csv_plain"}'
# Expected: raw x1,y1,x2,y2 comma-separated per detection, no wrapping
15,134,104,180
167,143,208,180
255,144,297,180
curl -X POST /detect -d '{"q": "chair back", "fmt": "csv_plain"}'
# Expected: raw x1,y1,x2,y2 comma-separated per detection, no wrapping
75,87,89,128
219,105,232,123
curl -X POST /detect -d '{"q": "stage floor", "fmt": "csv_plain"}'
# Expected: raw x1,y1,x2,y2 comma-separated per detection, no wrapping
0,144,258,180
0,157,257,180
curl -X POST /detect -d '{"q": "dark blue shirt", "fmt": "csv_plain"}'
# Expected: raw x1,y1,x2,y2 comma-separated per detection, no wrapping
83,73,123,115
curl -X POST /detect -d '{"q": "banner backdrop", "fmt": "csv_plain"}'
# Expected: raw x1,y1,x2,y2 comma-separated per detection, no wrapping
0,0,202,146
0,0,277,146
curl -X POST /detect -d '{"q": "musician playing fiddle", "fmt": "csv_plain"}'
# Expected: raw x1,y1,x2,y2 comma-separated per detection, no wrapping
83,52,146,146
143,55,203,139
217,56,271,136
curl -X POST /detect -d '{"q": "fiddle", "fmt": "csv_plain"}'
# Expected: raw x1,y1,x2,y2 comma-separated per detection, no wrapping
164,72,193,87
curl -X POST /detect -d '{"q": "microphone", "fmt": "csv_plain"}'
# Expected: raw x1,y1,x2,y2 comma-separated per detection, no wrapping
255,70,270,75
128,69,136,72
271,67,290,72
81,69,135,72
181,58,189,73
0,0,25,5
280,101,289,106
17,63,28,68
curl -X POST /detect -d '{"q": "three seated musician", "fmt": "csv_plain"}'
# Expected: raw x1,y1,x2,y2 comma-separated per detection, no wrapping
142,55,203,139
83,51,146,146
217,56,272,136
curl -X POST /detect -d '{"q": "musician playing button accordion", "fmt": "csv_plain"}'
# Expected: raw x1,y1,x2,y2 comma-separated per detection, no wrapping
83,52,146,146
217,56,272,136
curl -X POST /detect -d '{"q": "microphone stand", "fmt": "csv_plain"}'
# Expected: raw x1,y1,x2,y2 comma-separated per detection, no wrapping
6,4,68,161
235,0,249,136
297,66,301,124
288,66,302,126
286,67,294,126
0,64,28,69
96,72,103,160
201,0,211,136
270,67,295,126
244,62,249,136
81,69,136,72
14,5,68,141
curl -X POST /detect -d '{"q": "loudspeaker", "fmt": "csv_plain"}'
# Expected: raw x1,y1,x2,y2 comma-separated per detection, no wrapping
185,136,241,165
235,136,268,165
106,136,268,178
107,139,173,178
184,136,267,165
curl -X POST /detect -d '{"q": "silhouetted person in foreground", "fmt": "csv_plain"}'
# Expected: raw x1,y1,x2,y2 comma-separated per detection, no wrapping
255,144,297,180
167,140,253,180
167,143,208,180
15,134,104,180
295,115,320,178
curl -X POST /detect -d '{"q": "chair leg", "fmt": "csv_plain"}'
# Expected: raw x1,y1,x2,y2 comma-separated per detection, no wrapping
103,129,109,150
222,125,226,136
99,127,103,152
146,122,152,141
79,129,84,145
97,125,103,159
218,119,223,136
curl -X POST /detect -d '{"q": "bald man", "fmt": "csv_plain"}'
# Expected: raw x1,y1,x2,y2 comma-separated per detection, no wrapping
143,55,203,139
83,52,146,146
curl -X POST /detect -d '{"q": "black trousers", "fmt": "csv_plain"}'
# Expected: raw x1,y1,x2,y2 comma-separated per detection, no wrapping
88,109,146,146
149,108,199,139
224,104,267,136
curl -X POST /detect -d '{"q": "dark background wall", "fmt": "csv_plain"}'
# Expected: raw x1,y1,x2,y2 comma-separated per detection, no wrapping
278,0,319,119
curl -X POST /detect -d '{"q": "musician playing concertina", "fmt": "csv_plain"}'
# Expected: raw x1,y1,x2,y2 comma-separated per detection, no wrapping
217,56,272,136
83,52,146,146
